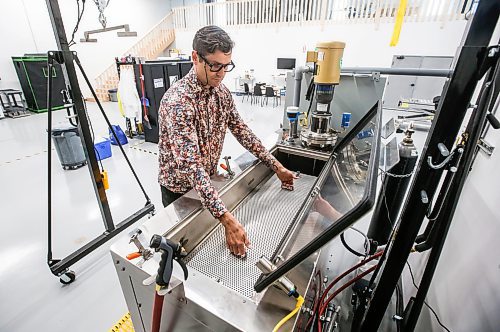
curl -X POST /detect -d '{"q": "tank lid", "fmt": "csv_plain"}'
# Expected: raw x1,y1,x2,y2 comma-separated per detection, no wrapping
316,41,346,49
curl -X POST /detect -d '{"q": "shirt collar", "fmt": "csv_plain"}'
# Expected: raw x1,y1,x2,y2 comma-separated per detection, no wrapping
186,66,222,96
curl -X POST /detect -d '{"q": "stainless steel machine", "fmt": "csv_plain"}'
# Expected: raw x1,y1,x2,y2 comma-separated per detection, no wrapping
281,49,386,152
110,98,382,331
110,3,500,330
300,41,345,150
109,38,389,332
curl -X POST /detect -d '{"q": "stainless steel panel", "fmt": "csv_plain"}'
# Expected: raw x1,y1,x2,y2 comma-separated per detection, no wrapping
164,160,271,253
186,174,317,299
283,73,386,134
413,56,453,100
383,55,453,108
111,146,330,332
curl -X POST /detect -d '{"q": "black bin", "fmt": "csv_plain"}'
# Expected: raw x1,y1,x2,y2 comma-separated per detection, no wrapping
12,54,66,113
51,127,87,170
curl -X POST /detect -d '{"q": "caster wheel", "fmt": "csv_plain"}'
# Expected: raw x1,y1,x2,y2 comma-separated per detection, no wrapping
60,270,76,285
63,166,68,170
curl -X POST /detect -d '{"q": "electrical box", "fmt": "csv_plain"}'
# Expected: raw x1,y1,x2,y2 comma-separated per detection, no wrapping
383,55,453,108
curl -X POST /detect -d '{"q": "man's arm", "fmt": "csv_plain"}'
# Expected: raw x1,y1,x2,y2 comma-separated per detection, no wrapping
227,97,298,185
160,98,250,255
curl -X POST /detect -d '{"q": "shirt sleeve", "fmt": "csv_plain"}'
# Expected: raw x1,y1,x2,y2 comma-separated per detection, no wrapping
161,97,228,218
227,96,280,172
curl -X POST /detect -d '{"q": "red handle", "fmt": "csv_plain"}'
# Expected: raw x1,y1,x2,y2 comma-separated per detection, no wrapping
139,64,148,117
126,252,141,260
220,163,228,171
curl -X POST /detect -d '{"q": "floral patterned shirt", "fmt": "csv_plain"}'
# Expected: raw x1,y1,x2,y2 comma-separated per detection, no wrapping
158,68,279,218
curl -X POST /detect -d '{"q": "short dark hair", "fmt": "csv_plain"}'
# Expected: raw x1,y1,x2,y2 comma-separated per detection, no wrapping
192,26,234,56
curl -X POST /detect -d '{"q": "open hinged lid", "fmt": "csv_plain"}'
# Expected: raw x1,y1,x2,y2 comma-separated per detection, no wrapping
254,101,382,292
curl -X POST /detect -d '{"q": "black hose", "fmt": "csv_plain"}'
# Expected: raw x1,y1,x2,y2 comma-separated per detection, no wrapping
304,80,315,123
395,280,404,332
341,232,365,257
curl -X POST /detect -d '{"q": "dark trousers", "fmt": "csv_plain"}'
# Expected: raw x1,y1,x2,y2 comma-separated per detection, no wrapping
161,186,183,208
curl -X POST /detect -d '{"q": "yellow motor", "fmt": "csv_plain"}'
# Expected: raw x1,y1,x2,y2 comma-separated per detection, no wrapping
307,41,346,85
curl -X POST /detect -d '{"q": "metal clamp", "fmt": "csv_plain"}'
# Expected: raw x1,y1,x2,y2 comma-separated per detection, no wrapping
221,156,235,177
427,143,463,170
478,138,495,156
129,230,153,260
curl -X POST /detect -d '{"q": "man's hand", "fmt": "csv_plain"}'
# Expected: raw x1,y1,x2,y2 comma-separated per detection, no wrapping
276,165,299,189
219,211,251,257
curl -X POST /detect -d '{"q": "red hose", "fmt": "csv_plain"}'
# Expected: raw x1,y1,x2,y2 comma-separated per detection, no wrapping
316,251,383,313
139,64,147,117
317,264,378,332
305,270,323,329
151,292,164,332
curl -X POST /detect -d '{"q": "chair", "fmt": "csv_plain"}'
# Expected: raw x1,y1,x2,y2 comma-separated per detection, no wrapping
252,85,263,106
263,86,278,107
241,83,252,102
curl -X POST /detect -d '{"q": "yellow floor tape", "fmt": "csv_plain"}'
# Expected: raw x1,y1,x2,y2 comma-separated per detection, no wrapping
109,312,135,332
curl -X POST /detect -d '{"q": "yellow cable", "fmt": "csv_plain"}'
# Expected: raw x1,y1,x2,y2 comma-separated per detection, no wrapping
390,0,408,46
272,295,304,332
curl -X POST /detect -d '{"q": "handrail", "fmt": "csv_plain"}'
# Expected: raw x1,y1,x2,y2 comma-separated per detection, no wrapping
173,0,469,29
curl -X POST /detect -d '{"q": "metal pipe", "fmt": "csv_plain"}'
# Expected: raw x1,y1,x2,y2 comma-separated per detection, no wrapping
47,57,54,264
293,65,313,107
256,256,296,295
327,306,341,332
341,67,452,77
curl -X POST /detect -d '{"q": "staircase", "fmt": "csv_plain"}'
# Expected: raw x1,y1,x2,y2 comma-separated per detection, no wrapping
93,13,175,101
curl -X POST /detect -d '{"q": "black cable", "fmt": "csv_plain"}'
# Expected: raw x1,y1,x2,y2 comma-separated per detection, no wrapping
395,283,402,332
406,262,452,332
68,0,86,47
304,83,315,124
340,232,365,257
366,180,394,289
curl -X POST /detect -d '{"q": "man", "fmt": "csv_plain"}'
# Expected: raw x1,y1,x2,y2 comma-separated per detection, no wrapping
158,26,297,257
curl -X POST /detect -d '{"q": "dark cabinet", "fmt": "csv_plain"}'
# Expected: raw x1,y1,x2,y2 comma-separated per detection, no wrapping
134,61,192,143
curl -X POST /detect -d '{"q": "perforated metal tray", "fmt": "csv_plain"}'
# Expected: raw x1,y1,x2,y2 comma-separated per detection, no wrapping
186,174,317,299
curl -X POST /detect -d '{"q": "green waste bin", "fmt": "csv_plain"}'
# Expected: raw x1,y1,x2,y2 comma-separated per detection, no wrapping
12,55,66,113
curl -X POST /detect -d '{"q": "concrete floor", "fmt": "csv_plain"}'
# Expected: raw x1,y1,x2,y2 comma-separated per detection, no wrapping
0,95,284,332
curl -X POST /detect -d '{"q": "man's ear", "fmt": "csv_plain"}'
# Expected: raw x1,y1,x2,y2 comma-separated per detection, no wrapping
192,50,199,65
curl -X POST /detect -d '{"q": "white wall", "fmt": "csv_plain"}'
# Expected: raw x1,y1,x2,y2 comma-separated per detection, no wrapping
174,20,467,91
0,0,172,92
413,99,500,332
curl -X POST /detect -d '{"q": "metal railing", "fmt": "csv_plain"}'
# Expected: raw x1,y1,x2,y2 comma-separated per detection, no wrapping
173,0,472,29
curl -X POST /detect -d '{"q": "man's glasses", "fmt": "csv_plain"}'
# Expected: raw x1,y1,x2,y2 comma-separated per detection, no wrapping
199,54,235,72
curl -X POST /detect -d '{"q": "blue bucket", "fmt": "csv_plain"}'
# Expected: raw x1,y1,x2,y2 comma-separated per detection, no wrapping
94,138,112,161
109,125,128,146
